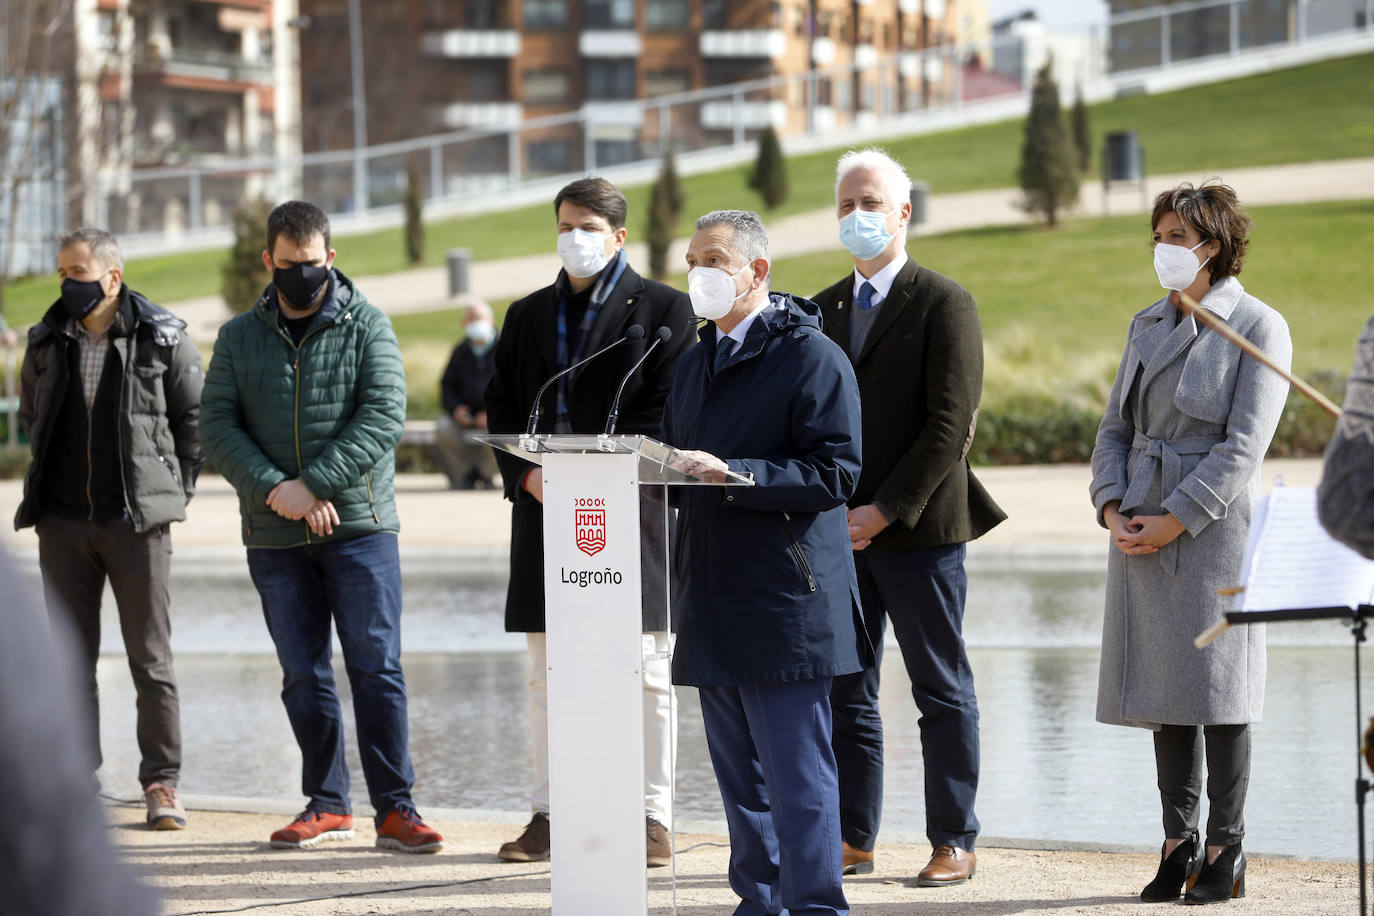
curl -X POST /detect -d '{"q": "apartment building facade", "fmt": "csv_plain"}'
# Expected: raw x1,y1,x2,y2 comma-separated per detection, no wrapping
298,0,989,187
65,0,302,236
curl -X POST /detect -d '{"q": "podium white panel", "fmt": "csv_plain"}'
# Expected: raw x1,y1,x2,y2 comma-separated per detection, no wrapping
542,452,648,915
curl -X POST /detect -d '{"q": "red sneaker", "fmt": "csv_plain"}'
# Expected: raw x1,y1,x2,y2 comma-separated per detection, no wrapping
269,809,355,849
376,807,444,854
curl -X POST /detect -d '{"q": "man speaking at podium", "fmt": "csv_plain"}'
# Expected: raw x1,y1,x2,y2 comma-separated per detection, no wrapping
484,177,694,866
662,209,869,915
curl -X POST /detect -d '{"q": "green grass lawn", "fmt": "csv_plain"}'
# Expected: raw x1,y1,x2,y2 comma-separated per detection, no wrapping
4,52,1372,330
394,198,1374,419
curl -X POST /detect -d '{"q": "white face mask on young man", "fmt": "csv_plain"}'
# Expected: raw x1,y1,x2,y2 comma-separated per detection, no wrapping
1153,239,1211,292
687,264,751,320
557,228,612,279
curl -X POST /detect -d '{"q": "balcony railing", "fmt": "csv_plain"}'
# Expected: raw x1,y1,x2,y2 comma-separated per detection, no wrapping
420,29,521,58
580,30,642,57
439,102,523,129
700,29,787,58
136,47,274,85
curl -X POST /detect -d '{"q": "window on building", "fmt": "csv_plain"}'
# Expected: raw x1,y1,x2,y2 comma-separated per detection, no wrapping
646,0,689,30
101,101,121,157
96,10,118,51
703,0,728,29
586,0,635,28
528,138,572,173
585,60,636,99
468,0,508,28
645,68,691,97
466,63,507,100
595,138,639,167
524,68,571,104
525,0,568,29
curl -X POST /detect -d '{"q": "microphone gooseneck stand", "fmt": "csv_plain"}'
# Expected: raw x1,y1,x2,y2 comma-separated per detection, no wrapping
525,325,645,436
1221,605,1372,915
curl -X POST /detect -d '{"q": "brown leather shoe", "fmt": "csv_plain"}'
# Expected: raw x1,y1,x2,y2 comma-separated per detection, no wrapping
916,844,976,886
841,841,875,876
498,813,550,862
646,816,672,867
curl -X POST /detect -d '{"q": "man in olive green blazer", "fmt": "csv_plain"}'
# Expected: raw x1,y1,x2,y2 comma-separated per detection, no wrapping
811,148,1005,886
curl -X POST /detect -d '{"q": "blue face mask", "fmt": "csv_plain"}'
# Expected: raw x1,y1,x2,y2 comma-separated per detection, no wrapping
838,208,895,261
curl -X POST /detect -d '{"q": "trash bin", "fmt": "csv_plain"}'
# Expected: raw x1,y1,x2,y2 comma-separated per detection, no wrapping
1103,131,1143,184
907,180,930,234
446,247,472,298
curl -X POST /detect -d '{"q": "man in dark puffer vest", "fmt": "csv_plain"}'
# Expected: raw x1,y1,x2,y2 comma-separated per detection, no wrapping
16,227,204,832
200,200,442,854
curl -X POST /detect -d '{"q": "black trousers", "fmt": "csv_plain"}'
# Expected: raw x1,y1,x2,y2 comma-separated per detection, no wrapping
35,514,181,789
1153,723,1250,847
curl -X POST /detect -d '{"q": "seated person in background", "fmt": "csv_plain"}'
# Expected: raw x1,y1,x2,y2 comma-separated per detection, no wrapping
435,300,500,489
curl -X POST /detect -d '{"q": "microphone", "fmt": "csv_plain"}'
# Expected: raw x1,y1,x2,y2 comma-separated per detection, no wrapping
604,326,673,436
526,324,645,436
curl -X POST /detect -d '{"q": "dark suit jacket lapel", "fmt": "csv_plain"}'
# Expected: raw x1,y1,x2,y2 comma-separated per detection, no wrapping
855,256,919,366
825,282,853,354
532,285,560,373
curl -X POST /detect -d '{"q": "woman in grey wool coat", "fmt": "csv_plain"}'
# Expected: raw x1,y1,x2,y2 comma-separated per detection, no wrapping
1090,182,1291,906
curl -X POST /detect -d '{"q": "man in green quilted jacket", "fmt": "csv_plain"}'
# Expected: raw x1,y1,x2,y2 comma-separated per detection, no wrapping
200,200,442,853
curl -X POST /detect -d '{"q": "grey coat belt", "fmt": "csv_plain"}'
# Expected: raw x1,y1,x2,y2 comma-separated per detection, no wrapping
1124,431,1222,577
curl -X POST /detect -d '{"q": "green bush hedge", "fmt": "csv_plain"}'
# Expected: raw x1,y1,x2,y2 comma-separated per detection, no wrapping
970,373,1344,466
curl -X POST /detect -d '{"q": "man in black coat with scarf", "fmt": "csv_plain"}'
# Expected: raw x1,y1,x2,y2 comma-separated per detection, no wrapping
484,177,694,866
813,148,1005,885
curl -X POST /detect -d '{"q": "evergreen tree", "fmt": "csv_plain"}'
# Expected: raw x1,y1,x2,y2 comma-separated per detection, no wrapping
1071,84,1092,174
1017,58,1080,227
404,159,424,265
747,125,788,210
647,150,683,281
220,196,275,314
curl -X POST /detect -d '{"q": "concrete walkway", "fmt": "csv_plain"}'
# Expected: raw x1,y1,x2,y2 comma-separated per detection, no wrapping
167,157,1374,344
0,458,1325,558
109,802,1363,916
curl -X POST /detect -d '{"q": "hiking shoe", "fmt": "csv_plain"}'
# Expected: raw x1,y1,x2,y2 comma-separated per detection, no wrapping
498,812,550,861
646,816,672,867
376,807,444,854
144,783,187,830
269,809,355,849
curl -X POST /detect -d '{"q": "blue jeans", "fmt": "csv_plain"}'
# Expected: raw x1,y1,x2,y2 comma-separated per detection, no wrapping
246,532,414,823
699,678,848,916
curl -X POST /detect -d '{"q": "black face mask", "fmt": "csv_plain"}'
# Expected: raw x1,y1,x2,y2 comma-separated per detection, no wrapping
273,262,330,310
59,274,110,320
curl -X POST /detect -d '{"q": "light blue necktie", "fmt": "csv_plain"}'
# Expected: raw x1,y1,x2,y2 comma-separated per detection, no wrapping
857,281,876,310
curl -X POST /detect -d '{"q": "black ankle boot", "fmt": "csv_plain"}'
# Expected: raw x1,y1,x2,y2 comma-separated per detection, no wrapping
1184,842,1246,905
1141,832,1203,902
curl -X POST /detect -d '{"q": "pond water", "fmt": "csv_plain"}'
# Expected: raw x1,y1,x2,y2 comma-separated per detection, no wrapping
20,549,1373,861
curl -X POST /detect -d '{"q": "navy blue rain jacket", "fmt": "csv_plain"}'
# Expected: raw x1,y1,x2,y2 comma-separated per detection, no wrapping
662,292,873,687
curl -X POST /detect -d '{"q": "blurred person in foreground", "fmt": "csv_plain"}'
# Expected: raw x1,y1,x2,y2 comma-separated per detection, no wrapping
1090,182,1290,905
0,547,159,916
812,147,1005,884
434,300,500,489
199,200,442,853
16,226,203,830
661,209,869,915
484,177,694,866
1317,319,1374,555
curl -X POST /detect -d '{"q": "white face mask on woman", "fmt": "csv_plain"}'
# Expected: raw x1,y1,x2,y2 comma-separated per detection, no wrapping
557,228,612,279
1153,239,1211,292
687,264,750,320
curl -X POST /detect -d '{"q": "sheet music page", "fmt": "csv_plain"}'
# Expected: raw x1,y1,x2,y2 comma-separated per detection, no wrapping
1241,486,1374,611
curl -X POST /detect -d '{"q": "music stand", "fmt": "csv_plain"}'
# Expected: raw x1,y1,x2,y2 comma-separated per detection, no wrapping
1215,606,1373,916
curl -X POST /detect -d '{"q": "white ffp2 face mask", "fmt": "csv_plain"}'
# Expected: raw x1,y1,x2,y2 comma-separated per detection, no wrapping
688,264,750,320
557,228,612,279
1153,239,1211,292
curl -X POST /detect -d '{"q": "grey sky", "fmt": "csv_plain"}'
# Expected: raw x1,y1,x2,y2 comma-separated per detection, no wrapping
988,0,1110,31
